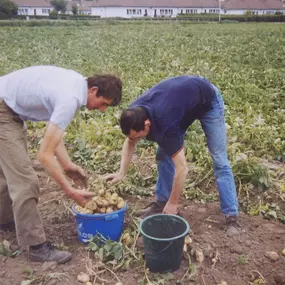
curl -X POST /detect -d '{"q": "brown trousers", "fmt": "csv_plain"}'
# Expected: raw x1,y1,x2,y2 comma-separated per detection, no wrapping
0,99,46,246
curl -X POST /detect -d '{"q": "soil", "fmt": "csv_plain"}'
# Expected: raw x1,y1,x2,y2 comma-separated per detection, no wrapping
1,164,285,285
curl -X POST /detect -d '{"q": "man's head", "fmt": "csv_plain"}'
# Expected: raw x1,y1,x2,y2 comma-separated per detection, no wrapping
120,107,151,140
87,74,122,112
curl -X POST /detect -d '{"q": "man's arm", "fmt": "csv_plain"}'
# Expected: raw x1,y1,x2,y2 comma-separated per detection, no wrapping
37,123,93,205
54,138,72,170
105,137,139,183
55,138,88,188
163,148,188,214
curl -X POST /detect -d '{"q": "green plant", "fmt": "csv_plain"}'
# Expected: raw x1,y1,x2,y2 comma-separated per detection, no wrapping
0,0,18,17
237,254,249,265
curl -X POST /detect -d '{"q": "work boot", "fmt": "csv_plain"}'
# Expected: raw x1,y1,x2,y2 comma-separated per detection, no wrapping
225,216,241,237
0,221,15,231
134,201,166,219
29,241,72,264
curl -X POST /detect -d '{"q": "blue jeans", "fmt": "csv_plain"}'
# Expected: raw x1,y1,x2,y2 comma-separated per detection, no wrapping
155,86,238,216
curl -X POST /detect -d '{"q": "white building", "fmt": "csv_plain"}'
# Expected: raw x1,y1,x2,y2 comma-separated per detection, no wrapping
90,0,285,18
13,0,53,16
222,0,285,15
90,0,220,18
11,0,285,17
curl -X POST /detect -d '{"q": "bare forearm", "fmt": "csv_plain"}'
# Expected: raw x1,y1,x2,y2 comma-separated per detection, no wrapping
119,138,136,175
54,139,72,170
168,167,188,204
38,153,72,193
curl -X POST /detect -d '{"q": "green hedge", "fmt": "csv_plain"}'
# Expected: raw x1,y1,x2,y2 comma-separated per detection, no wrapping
0,13,284,24
177,13,285,22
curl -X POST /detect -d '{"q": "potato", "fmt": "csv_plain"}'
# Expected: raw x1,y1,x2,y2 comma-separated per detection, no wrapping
184,236,192,245
85,200,97,211
92,195,99,202
106,207,113,213
94,197,103,207
111,193,118,200
98,189,105,197
108,198,117,206
99,207,106,213
124,236,132,246
82,209,93,214
122,232,132,246
122,232,130,240
101,199,109,207
117,200,125,209
105,192,112,199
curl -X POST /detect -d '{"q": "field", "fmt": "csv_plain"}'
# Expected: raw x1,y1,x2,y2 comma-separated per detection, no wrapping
0,22,285,285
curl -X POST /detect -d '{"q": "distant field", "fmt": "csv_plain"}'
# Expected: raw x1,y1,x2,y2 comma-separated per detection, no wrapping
0,22,284,218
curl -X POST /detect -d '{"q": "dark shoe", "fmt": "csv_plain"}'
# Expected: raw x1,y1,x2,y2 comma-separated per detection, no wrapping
134,201,166,219
225,216,241,237
0,221,15,231
29,241,72,264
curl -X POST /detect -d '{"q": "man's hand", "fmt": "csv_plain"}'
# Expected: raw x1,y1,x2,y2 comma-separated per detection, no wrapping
67,188,94,206
105,172,125,184
163,200,178,215
65,163,88,188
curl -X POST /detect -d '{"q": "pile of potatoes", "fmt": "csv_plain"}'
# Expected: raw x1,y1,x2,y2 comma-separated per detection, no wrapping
75,189,125,215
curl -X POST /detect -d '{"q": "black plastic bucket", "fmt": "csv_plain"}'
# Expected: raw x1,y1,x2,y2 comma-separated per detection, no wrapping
140,214,190,273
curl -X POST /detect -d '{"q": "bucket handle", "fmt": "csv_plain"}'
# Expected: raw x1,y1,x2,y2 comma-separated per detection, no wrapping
105,214,119,221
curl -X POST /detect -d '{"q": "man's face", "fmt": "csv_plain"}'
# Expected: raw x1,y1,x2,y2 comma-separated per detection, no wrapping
128,121,151,141
87,87,113,112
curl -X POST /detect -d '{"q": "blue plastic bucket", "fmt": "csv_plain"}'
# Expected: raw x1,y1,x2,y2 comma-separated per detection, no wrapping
72,204,128,243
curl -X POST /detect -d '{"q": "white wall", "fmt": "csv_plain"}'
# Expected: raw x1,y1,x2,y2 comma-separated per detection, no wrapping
90,6,284,18
91,7,180,18
90,7,226,18
18,7,53,16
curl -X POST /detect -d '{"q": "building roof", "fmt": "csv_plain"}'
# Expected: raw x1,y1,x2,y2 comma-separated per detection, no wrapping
90,0,219,8
13,0,52,7
12,0,285,10
90,0,285,9
223,0,285,10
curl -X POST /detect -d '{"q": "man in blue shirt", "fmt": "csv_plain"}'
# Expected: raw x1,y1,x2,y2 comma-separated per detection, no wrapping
106,75,240,236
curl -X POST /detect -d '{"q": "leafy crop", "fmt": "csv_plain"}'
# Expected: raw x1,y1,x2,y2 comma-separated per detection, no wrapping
0,22,284,222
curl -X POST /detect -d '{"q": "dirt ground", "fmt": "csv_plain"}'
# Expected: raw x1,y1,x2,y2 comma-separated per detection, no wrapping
1,164,285,285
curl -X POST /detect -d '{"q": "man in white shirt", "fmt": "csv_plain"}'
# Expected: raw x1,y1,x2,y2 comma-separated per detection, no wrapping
0,65,122,263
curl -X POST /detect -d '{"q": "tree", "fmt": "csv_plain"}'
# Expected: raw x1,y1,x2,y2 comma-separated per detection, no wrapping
72,4,78,15
0,0,18,17
50,0,67,14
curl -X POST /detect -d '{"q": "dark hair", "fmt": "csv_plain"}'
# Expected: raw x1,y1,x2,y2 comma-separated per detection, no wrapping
120,107,149,135
87,74,122,106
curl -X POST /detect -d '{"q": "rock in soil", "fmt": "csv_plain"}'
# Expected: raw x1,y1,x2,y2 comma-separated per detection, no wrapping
282,249,285,256
218,282,228,285
41,261,57,271
265,251,280,262
195,249,204,263
274,274,285,284
77,272,90,283
230,245,243,254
